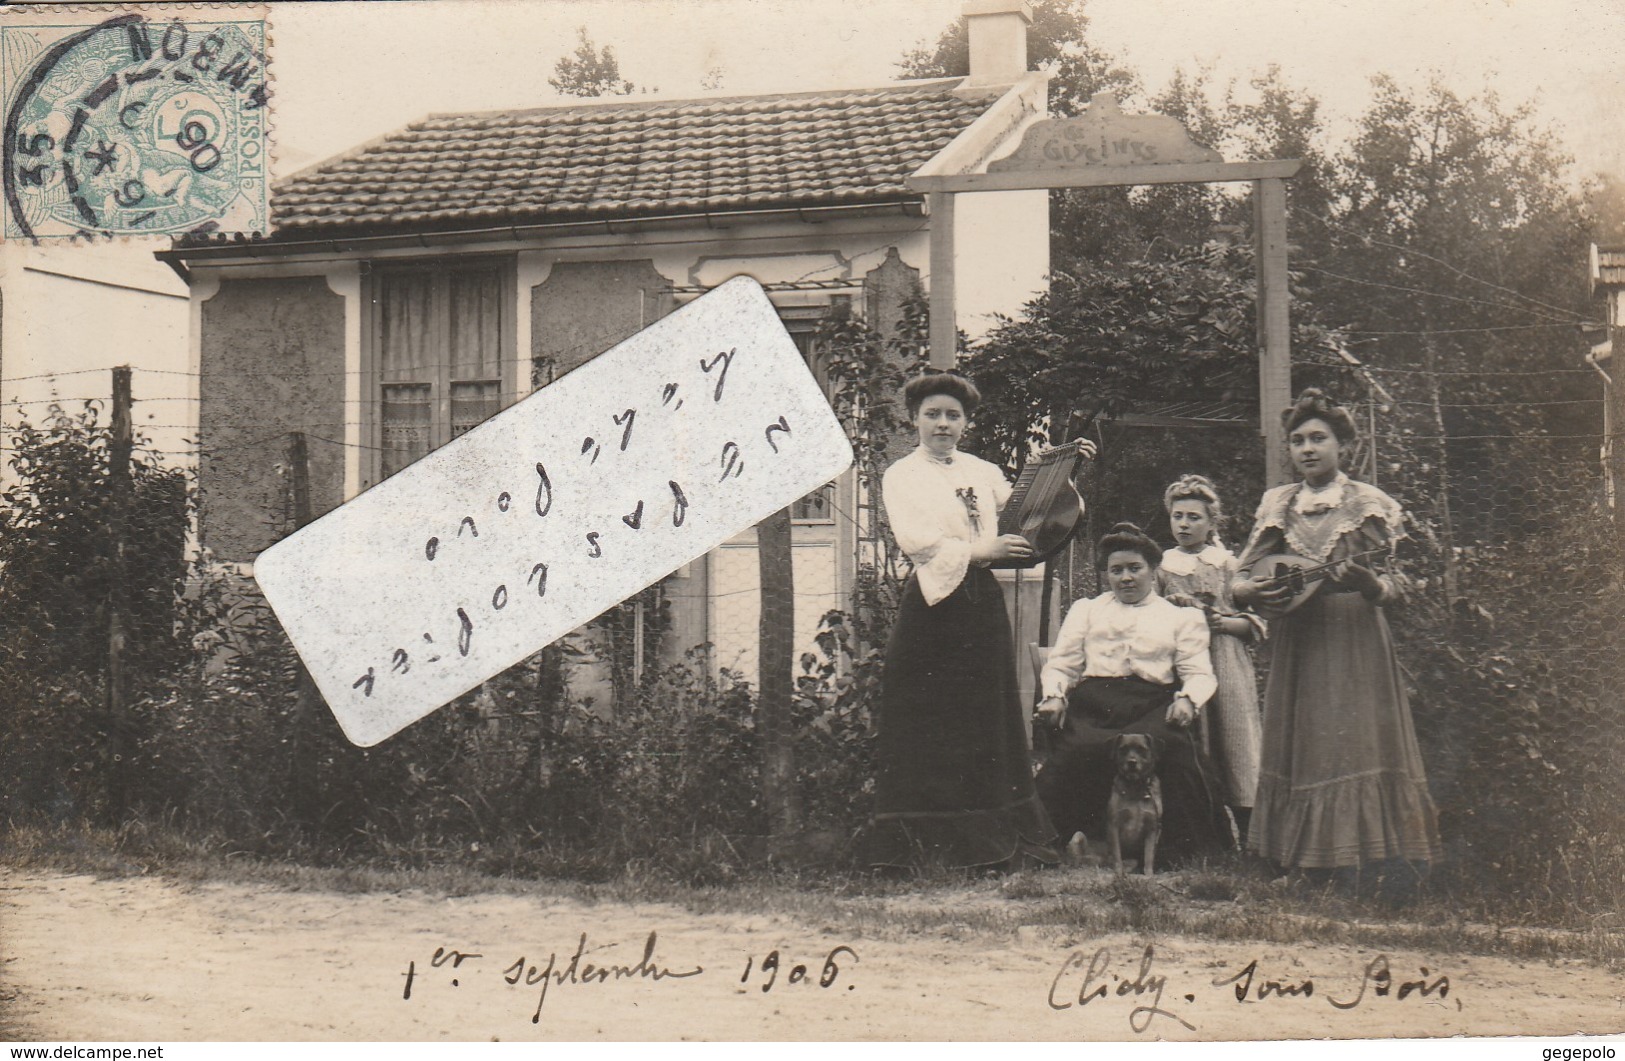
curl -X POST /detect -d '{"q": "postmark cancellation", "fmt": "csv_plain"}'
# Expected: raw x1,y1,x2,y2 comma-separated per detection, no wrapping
1,5,269,240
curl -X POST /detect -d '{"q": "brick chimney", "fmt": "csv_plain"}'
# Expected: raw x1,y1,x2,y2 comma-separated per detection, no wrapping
963,0,1032,88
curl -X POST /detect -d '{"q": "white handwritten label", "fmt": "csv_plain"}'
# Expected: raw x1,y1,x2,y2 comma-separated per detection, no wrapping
254,277,853,747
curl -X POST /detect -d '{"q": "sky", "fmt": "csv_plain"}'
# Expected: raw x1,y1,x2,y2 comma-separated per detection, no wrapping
265,0,1625,179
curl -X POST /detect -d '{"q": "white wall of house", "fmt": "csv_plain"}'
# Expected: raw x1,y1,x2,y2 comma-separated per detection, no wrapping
0,242,190,489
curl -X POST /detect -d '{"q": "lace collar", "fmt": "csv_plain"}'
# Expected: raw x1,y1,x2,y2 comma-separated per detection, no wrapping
1159,543,1229,576
1294,471,1349,516
1248,475,1406,563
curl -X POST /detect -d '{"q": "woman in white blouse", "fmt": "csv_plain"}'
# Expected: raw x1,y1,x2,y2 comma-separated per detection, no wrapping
863,373,1091,871
1035,523,1229,861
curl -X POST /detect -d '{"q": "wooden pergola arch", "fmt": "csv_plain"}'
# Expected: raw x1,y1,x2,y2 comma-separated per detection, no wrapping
908,92,1302,485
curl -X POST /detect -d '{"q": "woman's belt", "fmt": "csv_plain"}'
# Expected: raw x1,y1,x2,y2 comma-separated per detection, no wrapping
1077,675,1174,689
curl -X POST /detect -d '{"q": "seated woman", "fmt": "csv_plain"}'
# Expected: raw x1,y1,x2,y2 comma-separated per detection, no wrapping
1035,523,1229,862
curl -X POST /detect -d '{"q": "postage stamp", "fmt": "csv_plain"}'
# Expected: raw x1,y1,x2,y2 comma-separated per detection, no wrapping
1,6,269,240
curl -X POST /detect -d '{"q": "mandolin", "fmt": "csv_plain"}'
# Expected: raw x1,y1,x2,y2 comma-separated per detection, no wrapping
990,442,1090,569
1245,547,1389,619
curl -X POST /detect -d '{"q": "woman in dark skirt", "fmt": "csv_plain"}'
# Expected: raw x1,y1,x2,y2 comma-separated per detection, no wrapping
1035,523,1230,863
863,373,1090,871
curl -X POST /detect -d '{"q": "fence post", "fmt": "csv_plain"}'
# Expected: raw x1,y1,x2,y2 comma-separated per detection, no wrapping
1609,308,1625,555
1424,341,1460,609
757,505,801,854
106,366,133,821
1254,177,1293,486
287,431,321,827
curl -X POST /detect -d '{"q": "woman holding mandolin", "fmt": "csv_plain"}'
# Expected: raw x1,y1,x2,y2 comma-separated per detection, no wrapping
863,372,1094,872
1232,389,1440,895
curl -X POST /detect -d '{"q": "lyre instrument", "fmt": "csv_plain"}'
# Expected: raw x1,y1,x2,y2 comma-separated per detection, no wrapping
1246,547,1388,619
990,442,1090,570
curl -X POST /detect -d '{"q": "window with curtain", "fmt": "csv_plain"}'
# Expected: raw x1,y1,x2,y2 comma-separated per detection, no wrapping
376,262,506,479
780,303,841,523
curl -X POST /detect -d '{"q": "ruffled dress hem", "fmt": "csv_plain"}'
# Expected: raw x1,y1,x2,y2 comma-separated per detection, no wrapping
1248,769,1440,869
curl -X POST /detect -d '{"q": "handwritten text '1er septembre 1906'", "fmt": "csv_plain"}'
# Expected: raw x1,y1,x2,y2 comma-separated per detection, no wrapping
401,933,858,1024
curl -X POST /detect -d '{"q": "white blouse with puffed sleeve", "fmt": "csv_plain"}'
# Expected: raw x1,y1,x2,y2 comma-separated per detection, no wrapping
1038,592,1217,707
881,447,1011,607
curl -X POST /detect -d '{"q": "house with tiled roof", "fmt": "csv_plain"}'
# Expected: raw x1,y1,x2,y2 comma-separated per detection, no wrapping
160,0,1051,692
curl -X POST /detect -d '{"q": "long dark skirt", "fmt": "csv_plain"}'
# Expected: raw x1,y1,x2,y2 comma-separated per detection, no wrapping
862,569,1060,870
1036,676,1229,862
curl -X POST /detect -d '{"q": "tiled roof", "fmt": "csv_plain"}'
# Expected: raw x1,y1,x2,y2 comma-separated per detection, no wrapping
268,80,991,237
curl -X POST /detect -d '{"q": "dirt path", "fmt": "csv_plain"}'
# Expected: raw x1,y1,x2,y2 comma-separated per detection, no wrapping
2,869,1623,1042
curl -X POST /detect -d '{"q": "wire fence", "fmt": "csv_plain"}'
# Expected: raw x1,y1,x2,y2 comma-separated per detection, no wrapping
3,356,1621,913
1364,400,1624,909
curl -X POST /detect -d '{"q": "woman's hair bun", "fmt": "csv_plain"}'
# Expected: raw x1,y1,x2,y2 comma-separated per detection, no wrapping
1283,386,1358,443
1096,521,1162,569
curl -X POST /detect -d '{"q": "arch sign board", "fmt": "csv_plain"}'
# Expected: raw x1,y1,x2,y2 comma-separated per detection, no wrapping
906,92,1301,484
987,93,1222,172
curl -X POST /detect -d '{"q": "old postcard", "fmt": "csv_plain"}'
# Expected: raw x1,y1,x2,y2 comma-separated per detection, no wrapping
1,0,1622,1046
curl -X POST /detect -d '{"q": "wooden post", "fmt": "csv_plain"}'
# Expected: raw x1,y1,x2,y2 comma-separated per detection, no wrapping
1369,400,1379,488
1424,342,1461,608
106,366,133,821
757,505,801,854
289,431,311,532
927,190,957,369
1610,372,1622,527
287,431,321,827
1254,178,1293,485
1608,297,1625,554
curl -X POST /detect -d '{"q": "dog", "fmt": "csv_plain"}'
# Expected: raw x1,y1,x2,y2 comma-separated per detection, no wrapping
1106,733,1163,876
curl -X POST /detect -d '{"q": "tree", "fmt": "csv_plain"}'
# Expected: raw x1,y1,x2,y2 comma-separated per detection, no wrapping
1588,172,1625,244
1304,78,1595,539
902,5,1333,274
900,0,1136,117
549,27,638,97
0,402,189,821
0,403,188,683
961,241,1350,534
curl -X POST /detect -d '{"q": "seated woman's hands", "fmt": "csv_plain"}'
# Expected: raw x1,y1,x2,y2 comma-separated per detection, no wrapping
1035,695,1067,729
973,533,1034,564
1165,693,1198,728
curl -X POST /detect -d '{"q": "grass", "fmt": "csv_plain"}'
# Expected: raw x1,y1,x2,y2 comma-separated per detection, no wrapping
4,819,1623,972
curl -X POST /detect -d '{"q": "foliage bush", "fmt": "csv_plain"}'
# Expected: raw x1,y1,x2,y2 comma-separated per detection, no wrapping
0,405,188,822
